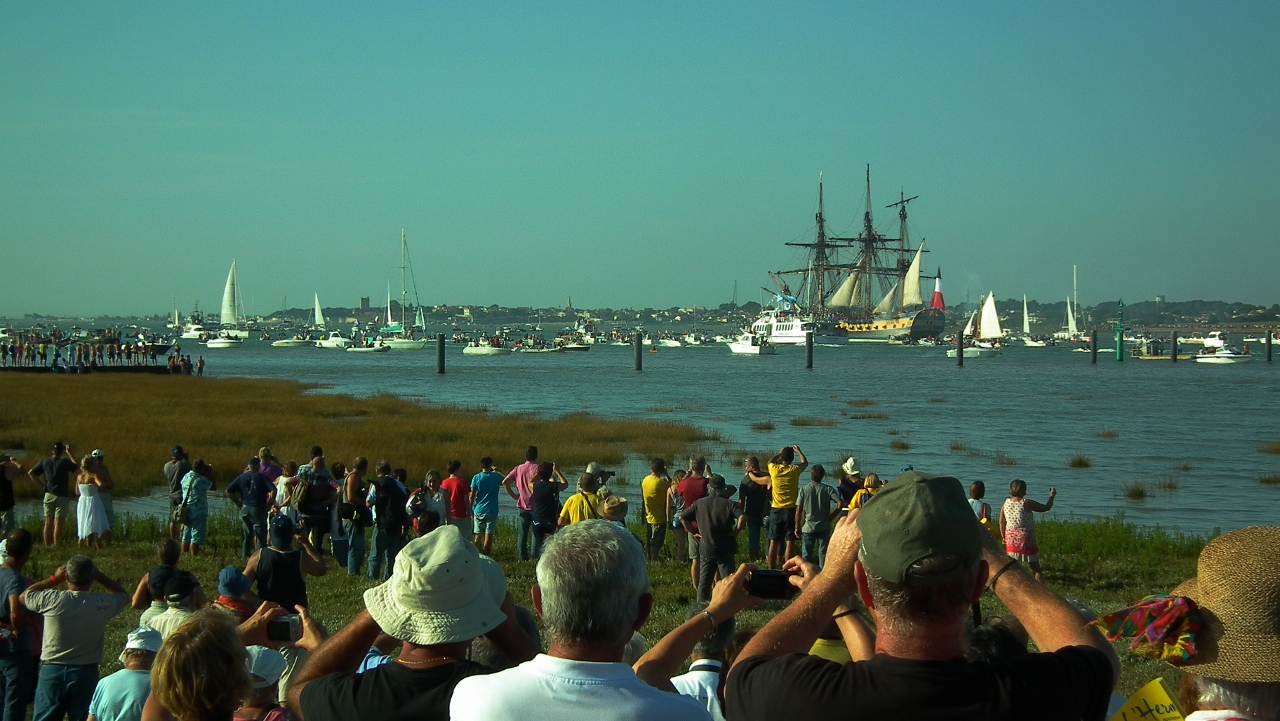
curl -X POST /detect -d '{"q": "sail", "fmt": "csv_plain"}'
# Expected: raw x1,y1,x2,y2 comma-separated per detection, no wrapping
962,311,976,336
827,272,860,308
1022,295,1031,335
978,292,1003,339
414,306,425,329
220,261,239,327
1066,296,1078,334
873,282,899,316
314,293,327,330
901,242,925,307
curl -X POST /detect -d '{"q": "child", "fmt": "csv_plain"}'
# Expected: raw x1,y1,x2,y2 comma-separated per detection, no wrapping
235,646,288,721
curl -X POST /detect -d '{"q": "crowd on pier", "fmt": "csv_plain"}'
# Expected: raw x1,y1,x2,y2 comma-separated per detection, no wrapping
0,440,1275,721
0,338,202,375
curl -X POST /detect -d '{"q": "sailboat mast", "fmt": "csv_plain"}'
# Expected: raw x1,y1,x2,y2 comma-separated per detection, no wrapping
401,228,408,330
1073,264,1078,327
811,173,828,313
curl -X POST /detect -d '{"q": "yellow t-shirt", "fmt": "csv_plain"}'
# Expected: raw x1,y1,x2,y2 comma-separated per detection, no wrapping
849,488,876,510
640,474,671,525
559,491,600,525
809,638,853,664
768,462,803,509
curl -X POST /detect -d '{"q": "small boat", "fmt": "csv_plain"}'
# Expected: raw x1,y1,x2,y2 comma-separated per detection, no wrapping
1195,348,1251,364
945,346,998,359
657,338,682,348
463,344,512,356
728,333,776,355
517,346,561,354
204,334,243,349
346,343,390,353
272,337,312,348
945,297,1001,358
1022,338,1047,347
382,338,428,350
560,343,590,352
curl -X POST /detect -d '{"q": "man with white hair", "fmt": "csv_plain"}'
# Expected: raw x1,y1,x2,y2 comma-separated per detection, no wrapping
450,520,711,721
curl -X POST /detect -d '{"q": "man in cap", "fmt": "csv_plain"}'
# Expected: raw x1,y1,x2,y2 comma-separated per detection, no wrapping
288,525,538,721
226,457,276,558
144,577,198,640
680,475,744,603
835,457,862,516
162,446,192,541
0,455,24,534
27,442,77,547
726,471,1119,721
558,473,603,527
86,627,161,721
22,555,127,721
87,450,115,534
211,565,259,621
451,520,711,721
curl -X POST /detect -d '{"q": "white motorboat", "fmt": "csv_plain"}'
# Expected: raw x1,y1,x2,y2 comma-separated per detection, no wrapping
271,337,312,348
204,333,243,349
346,343,390,353
946,346,998,359
383,338,428,350
728,333,776,355
463,344,512,356
1195,347,1251,364
657,338,682,348
749,308,845,345
315,331,353,349
560,343,590,351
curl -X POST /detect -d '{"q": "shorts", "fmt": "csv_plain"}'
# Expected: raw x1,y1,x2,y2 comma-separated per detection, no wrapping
688,532,700,560
473,513,497,535
768,507,796,542
43,494,71,519
645,522,667,549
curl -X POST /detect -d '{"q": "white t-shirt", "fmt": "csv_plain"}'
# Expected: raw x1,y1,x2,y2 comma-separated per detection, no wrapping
450,654,711,721
671,661,725,721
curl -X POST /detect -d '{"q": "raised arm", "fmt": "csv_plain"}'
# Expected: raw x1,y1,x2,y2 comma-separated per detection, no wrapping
793,445,808,472
288,609,375,720
93,568,126,595
1025,488,1056,513
298,538,327,577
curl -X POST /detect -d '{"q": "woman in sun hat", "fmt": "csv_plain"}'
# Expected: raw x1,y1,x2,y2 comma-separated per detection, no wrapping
1096,526,1280,721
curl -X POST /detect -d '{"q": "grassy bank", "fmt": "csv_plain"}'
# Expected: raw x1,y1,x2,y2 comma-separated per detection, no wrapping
0,375,714,498
9,511,1204,698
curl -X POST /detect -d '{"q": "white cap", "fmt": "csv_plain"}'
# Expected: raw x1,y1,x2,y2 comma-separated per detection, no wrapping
118,626,163,664
246,646,287,688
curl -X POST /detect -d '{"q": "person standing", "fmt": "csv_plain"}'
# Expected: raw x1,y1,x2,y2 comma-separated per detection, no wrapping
74,458,111,549
341,458,371,577
296,448,336,554
178,461,214,557
367,462,408,580
470,457,503,556
680,475,744,603
440,461,471,541
27,443,77,547
530,462,567,559
162,447,192,541
738,457,770,563
835,458,862,517
87,451,115,535
794,465,840,568
668,469,689,561
195,356,204,376
143,577,198,641
558,474,603,528
677,459,711,589
22,556,128,721
501,446,541,561
0,456,23,534
765,445,807,570
226,458,275,558
641,458,672,561
1000,479,1055,582
848,472,880,510
0,531,35,721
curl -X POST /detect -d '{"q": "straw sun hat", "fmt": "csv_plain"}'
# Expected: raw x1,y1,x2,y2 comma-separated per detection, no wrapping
363,525,508,647
1170,526,1280,682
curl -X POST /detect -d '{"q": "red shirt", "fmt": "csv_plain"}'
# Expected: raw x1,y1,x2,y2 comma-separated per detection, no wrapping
678,475,710,513
440,475,470,519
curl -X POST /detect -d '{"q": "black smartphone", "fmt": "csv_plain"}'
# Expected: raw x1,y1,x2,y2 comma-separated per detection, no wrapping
266,615,302,643
746,569,799,599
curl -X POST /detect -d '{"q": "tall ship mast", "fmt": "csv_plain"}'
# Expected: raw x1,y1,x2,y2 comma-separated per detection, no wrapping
768,166,945,342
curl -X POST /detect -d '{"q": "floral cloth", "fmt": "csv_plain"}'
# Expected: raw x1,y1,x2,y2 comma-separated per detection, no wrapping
1001,497,1038,556
1094,595,1200,665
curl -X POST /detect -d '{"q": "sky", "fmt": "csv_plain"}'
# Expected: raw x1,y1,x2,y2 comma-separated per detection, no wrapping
2,2,1278,317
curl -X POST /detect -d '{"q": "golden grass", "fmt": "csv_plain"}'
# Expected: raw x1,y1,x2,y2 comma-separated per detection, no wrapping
750,421,776,432
0,375,714,499
847,399,877,407
790,417,837,427
993,452,1018,467
927,397,948,403
1260,473,1280,486
889,439,911,452
850,412,889,420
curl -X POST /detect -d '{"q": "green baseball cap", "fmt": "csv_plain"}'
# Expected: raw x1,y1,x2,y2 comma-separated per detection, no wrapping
857,471,982,586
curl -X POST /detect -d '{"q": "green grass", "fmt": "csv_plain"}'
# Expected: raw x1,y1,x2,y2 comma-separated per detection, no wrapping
1158,476,1179,491
790,417,836,427
1124,480,1148,500
1257,441,1280,455
1069,454,1093,468
36,511,1203,698
750,421,775,432
889,439,911,452
1260,473,1280,486
886,428,900,436
949,441,972,453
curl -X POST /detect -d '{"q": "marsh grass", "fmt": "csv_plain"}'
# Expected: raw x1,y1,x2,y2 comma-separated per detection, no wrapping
790,417,837,427
886,428,900,436
949,441,972,453
1256,441,1280,455
1069,454,1093,469
0,376,713,499
1092,430,1120,439
1260,473,1280,486
847,399,877,408
1159,476,1179,491
927,397,948,403
750,421,775,432
889,439,911,452
647,405,675,413
992,452,1018,466
1175,462,1192,472
1124,481,1148,500
850,412,889,420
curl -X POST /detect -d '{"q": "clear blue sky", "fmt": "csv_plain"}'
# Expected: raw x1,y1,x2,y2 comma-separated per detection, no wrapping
2,2,1277,316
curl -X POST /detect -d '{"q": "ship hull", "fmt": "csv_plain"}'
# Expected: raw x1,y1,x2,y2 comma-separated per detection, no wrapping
837,308,945,342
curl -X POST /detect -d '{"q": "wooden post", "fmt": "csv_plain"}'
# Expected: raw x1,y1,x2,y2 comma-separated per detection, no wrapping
805,331,813,369
1267,330,1273,363
633,333,643,371
436,333,445,374
1090,329,1098,364
1171,329,1178,363
956,335,963,367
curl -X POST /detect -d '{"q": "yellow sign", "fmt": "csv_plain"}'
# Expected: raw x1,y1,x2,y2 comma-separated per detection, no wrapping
1108,678,1184,721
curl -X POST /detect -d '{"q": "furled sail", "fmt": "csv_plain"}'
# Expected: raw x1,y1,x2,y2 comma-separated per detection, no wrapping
827,272,860,308
314,293,327,330
220,261,239,328
873,281,899,316
1065,296,1078,334
1022,295,1031,335
978,292,1003,339
901,242,924,307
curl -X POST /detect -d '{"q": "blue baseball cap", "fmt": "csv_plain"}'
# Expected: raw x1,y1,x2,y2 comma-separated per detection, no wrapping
269,514,296,547
218,566,249,598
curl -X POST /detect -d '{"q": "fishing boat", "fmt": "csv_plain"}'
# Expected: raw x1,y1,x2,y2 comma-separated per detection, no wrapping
1130,338,1190,361
216,261,251,340
204,331,243,349
179,306,208,340
766,167,945,343
728,332,776,355
560,342,590,351
517,346,561,354
656,338,682,348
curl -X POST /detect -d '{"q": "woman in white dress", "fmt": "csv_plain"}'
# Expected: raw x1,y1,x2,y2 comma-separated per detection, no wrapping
75,455,111,548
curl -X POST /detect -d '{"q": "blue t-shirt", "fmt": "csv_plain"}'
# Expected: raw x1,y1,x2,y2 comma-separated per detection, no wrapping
228,471,273,507
179,472,212,516
0,567,28,653
88,669,151,721
470,471,504,517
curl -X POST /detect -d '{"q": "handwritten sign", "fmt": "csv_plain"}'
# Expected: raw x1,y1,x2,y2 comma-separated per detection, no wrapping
1108,678,1184,721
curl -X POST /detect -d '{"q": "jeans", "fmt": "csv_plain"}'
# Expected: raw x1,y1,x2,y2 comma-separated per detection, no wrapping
345,521,366,576
32,663,97,721
0,651,34,721
516,511,533,561
696,548,736,603
532,523,556,559
746,515,763,553
801,531,829,568
240,506,269,557
368,529,406,580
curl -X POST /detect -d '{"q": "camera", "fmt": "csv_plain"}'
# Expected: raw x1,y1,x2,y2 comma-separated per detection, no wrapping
266,615,302,643
745,569,800,600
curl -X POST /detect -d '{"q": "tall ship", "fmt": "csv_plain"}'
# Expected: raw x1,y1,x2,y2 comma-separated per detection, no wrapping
766,166,946,342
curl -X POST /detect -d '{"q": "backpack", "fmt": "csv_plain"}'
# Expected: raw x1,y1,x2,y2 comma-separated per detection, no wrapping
287,474,311,513
373,476,409,535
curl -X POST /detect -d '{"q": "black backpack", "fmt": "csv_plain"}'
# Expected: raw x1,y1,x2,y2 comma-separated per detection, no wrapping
373,476,409,535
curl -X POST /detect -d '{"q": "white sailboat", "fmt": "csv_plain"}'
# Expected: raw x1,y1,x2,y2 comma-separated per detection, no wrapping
205,262,246,347
313,293,353,349
1054,295,1081,340
1021,295,1045,346
383,229,428,350
947,294,1000,358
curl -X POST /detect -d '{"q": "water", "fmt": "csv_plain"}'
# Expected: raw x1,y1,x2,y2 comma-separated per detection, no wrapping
60,341,1280,536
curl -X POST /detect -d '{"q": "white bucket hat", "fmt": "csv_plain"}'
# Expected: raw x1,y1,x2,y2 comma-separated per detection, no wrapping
246,646,287,688
842,457,860,476
363,524,508,646
118,626,163,664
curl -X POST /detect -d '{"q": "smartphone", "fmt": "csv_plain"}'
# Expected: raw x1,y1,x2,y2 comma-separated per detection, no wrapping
746,569,799,600
266,615,302,643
